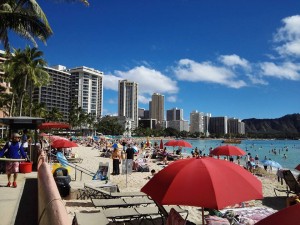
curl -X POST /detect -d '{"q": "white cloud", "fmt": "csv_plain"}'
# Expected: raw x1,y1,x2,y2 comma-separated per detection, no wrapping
246,74,268,85
173,59,247,89
166,95,177,103
103,75,120,91
107,98,117,104
103,66,179,95
260,62,300,80
274,15,300,56
102,108,118,116
219,54,250,70
138,95,151,104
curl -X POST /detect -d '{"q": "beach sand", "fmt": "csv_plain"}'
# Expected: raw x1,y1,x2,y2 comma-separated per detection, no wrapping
62,145,288,224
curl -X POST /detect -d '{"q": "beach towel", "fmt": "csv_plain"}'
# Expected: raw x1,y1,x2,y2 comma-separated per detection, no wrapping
205,216,230,225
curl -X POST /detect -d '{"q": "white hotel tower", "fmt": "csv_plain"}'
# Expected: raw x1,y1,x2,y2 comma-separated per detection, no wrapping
67,66,104,119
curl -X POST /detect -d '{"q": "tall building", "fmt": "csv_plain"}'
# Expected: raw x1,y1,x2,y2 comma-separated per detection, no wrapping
166,108,183,121
138,108,145,119
118,80,138,129
228,118,245,135
203,113,211,137
190,111,211,136
150,93,164,125
33,66,71,121
209,116,227,135
67,66,104,119
166,120,189,132
189,110,204,133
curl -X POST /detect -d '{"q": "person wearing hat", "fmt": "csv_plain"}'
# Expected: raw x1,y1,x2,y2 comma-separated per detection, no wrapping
0,133,28,188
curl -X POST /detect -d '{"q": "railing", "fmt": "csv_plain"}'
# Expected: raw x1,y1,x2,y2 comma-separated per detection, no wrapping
50,153,95,181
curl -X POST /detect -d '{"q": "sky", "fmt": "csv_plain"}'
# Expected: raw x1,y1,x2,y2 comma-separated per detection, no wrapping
5,0,300,120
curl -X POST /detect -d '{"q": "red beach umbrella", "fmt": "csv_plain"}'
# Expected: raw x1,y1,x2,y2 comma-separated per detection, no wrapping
38,122,70,130
211,145,246,156
295,164,300,171
51,139,78,148
164,140,192,148
255,203,300,225
141,157,262,224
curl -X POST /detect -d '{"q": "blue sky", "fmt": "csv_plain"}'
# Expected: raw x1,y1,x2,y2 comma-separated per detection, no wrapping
6,0,300,120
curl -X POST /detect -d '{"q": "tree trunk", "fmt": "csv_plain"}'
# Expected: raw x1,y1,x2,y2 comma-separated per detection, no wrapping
9,93,14,116
19,74,28,117
29,82,33,117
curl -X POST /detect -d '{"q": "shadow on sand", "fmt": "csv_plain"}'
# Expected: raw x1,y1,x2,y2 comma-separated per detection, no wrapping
15,178,38,225
262,196,286,210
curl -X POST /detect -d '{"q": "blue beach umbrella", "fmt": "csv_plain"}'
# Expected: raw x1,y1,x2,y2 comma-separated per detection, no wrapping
112,143,122,149
261,160,282,169
132,146,139,153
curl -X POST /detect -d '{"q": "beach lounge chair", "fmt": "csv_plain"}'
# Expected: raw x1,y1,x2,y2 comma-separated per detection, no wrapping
76,181,118,200
101,205,187,224
66,156,83,163
274,170,300,197
84,184,147,199
91,197,154,209
72,211,110,225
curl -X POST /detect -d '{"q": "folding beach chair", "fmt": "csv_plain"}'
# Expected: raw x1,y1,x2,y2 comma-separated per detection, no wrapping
102,207,158,224
84,184,146,199
274,170,300,197
91,197,154,209
72,212,109,225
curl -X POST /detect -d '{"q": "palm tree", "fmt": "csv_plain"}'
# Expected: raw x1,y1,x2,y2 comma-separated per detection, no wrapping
45,107,63,122
32,102,47,118
2,46,50,116
0,0,53,53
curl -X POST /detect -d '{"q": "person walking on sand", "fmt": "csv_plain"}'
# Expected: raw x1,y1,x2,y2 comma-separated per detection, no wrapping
0,133,28,188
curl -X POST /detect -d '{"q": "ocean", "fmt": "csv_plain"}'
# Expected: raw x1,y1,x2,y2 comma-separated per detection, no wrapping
163,139,300,173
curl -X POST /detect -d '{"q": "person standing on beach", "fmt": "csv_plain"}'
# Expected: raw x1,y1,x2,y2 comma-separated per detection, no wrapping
125,144,135,174
0,133,28,188
111,147,121,175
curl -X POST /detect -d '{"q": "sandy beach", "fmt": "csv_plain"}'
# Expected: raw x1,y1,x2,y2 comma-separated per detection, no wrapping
62,144,290,224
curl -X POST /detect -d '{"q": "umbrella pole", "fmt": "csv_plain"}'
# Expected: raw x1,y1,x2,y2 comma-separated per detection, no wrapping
202,207,205,225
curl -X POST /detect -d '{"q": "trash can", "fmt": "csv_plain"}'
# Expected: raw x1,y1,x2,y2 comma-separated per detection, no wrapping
53,167,71,197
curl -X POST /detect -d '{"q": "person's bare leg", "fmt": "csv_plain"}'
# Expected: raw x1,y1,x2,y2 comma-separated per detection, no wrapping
12,173,18,187
13,173,17,182
7,174,11,186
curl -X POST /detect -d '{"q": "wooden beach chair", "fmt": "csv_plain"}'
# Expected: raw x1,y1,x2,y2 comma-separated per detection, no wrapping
274,170,300,197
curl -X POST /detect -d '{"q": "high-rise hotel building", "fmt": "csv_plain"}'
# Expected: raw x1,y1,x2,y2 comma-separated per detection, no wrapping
33,65,103,121
150,93,164,125
118,80,138,129
166,108,183,121
67,66,103,119
33,65,71,121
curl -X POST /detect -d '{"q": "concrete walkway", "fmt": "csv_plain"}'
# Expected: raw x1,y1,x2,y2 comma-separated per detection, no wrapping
0,172,37,225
